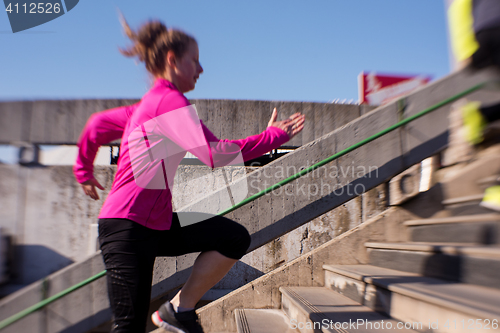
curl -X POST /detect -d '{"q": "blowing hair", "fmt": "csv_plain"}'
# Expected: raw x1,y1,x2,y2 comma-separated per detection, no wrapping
119,14,196,77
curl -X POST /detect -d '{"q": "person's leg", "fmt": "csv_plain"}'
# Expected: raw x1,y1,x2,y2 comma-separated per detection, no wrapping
462,28,500,144
171,250,237,308
152,250,237,333
162,213,251,308
99,219,159,333
471,27,500,69
480,103,500,123
462,101,487,144
468,28,500,210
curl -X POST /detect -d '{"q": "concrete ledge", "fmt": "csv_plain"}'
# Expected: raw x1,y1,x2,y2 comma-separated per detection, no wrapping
323,267,367,304
280,286,418,333
234,309,296,333
374,278,500,322
320,264,500,328
0,99,369,146
364,242,473,252
366,242,500,259
404,213,500,226
408,220,500,244
442,194,484,206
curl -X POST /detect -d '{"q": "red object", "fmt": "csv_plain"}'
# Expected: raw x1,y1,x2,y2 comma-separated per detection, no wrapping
358,72,431,105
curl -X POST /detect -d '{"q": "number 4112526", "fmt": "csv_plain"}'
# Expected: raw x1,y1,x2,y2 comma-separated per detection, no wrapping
5,3,61,14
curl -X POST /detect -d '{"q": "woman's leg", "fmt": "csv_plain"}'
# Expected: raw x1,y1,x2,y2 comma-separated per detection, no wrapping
473,28,500,69
171,251,237,308
481,103,500,123
99,219,159,333
160,213,251,308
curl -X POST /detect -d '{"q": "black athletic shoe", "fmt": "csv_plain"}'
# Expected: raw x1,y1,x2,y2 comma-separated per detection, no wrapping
151,301,205,333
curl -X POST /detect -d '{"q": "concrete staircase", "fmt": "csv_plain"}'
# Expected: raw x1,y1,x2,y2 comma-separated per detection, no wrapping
2,67,500,333
228,150,500,333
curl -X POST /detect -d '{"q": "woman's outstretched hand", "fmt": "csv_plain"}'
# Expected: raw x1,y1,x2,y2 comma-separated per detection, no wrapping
267,108,305,140
81,178,105,200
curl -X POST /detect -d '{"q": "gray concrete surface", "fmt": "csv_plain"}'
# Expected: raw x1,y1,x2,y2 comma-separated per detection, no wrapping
196,207,416,333
322,265,500,333
0,99,370,146
0,164,252,286
1,67,499,333
367,244,500,289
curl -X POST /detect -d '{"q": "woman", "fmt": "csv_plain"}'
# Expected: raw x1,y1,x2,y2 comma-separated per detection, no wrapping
74,17,305,333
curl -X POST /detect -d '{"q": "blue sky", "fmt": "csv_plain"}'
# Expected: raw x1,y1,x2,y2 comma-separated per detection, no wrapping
1,0,451,103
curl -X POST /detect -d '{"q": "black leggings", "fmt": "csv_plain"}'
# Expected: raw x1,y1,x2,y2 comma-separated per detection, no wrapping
471,27,500,123
472,27,500,69
98,213,251,333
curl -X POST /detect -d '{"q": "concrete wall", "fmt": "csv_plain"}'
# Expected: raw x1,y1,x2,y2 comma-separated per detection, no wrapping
0,99,139,145
0,165,112,285
0,157,386,288
0,99,373,286
0,164,250,285
0,99,371,146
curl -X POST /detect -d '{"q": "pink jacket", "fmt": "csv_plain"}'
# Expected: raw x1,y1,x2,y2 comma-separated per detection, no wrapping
74,79,289,230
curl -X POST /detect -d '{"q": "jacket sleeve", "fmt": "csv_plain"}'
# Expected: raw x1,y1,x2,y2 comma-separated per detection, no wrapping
151,96,290,168
201,121,290,167
73,103,138,183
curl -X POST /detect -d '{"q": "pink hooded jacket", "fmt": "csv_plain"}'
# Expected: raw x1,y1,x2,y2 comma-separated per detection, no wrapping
74,79,289,230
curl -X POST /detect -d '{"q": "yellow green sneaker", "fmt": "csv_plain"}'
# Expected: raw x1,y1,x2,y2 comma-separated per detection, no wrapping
461,101,487,145
480,185,500,212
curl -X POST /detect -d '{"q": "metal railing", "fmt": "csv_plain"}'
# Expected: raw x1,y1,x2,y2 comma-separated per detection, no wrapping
0,81,488,331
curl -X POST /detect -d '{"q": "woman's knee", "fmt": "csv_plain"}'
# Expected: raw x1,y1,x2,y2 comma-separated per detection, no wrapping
218,221,251,259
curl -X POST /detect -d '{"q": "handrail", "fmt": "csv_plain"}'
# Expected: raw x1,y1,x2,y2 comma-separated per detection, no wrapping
0,270,107,330
218,81,487,215
0,81,488,331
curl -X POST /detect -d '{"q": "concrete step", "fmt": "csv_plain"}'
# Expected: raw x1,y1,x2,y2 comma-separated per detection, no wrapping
322,265,500,333
403,214,500,244
477,175,500,190
323,264,417,306
234,309,298,333
442,194,484,205
442,194,492,216
365,242,500,289
404,214,500,226
279,286,418,333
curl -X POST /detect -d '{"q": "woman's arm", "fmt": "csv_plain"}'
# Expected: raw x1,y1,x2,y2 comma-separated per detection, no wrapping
151,99,304,168
202,108,305,167
74,103,139,198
